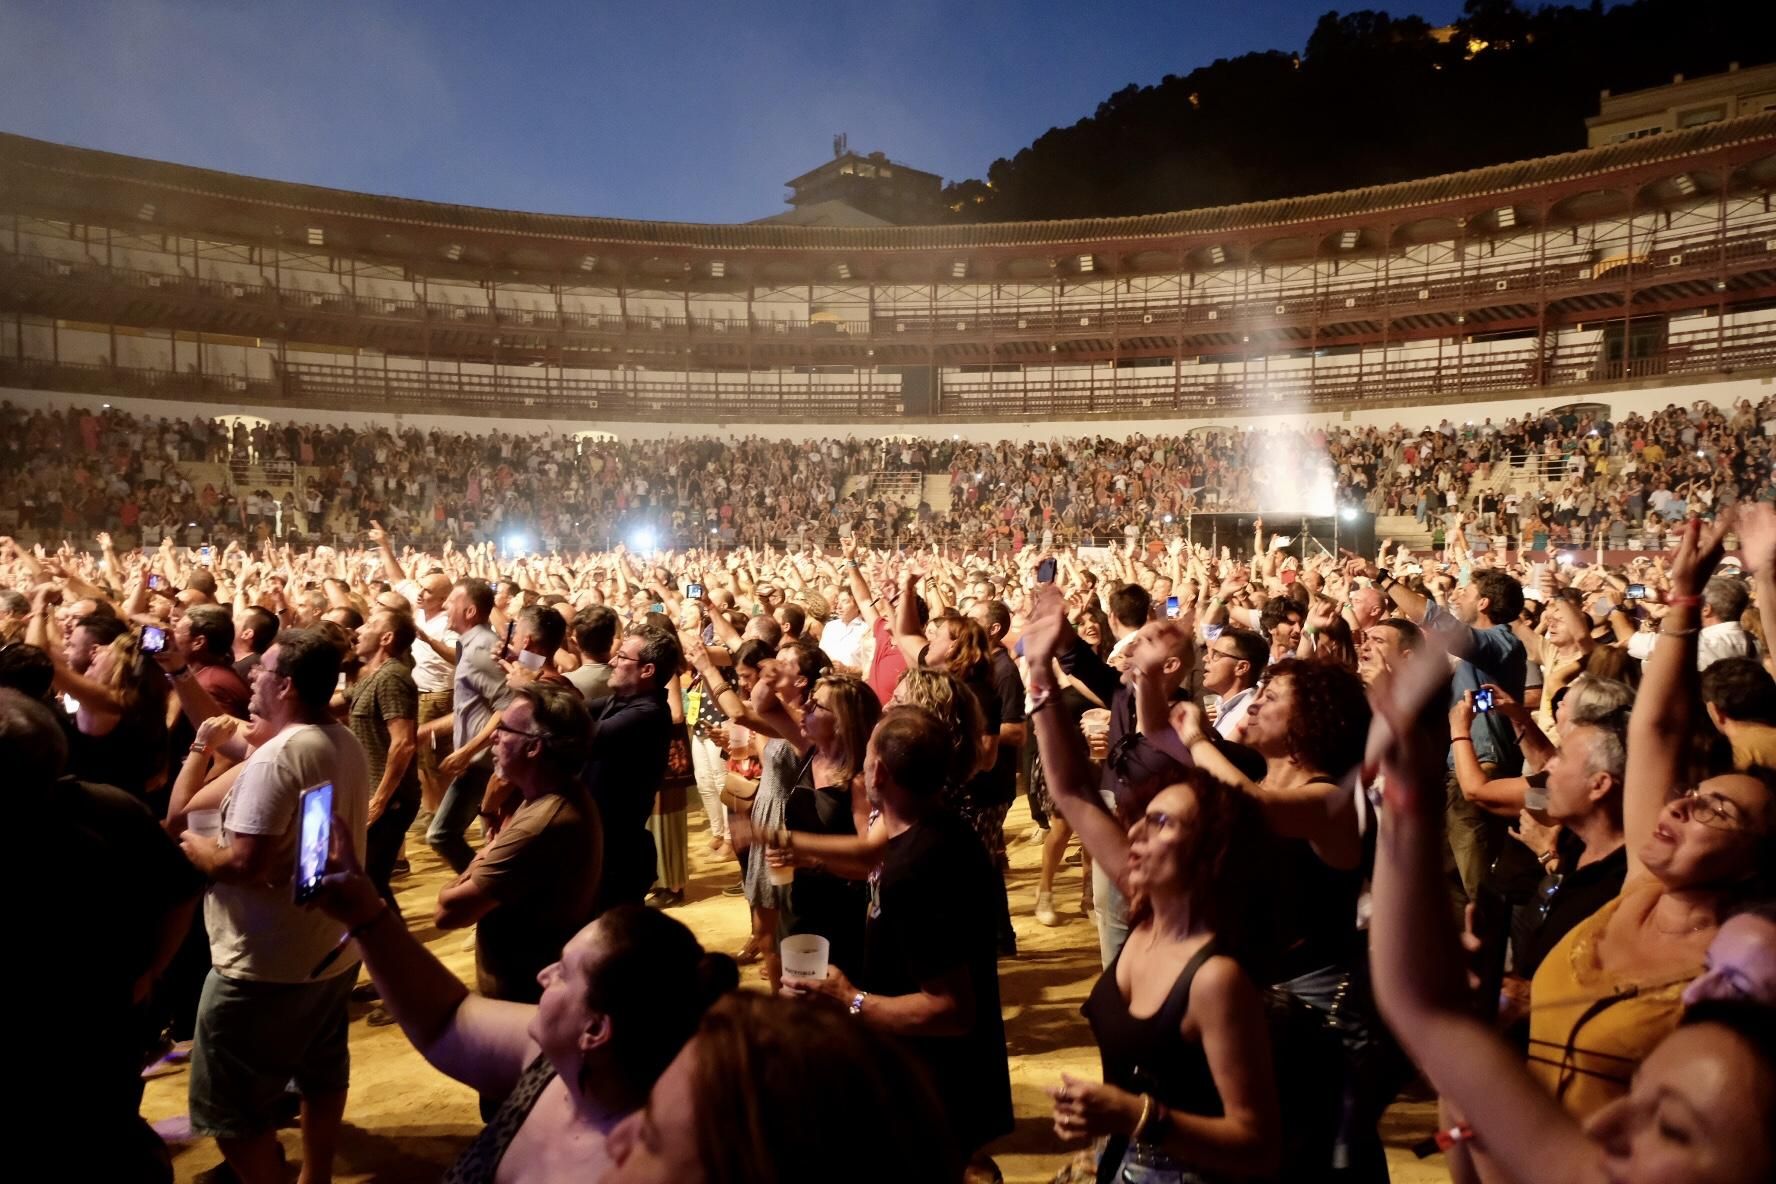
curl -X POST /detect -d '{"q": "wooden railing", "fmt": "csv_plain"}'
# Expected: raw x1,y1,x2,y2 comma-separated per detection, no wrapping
5,208,1772,346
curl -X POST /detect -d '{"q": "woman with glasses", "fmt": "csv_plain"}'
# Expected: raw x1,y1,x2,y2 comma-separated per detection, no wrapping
1528,518,1776,1120
1022,587,1281,1184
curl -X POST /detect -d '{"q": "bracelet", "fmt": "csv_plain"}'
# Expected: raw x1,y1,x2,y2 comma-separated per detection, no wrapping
1537,850,1557,866
1132,1092,1156,1141
187,741,212,758
348,905,393,943
1452,735,1473,745
1303,624,1320,637
1660,625,1700,638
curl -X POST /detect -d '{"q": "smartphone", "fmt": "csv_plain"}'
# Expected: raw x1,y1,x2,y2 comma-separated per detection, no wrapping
1037,557,1057,584
502,619,516,658
685,582,705,600
1166,595,1181,618
1626,583,1646,599
198,545,212,566
140,624,167,654
1473,687,1495,714
148,573,163,590
294,782,335,904
517,649,546,671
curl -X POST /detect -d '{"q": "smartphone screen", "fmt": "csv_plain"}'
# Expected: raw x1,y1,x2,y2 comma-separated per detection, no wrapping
1626,583,1646,599
198,545,212,566
1037,558,1057,584
1166,595,1181,618
686,582,704,599
1473,688,1495,713
294,782,335,904
148,574,163,590
141,625,167,654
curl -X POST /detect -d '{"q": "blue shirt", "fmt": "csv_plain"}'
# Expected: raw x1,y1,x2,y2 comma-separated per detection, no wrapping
453,623,513,761
1425,602,1526,775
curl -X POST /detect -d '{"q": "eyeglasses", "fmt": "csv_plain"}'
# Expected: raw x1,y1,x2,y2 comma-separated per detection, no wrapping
1207,648,1242,662
495,721,545,740
1674,786,1753,831
612,651,643,665
1139,810,1185,832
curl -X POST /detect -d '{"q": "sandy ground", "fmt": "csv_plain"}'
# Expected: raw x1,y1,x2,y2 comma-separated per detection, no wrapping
144,798,1451,1184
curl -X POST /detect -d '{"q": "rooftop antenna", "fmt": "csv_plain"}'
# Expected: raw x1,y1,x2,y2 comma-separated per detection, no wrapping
833,132,848,159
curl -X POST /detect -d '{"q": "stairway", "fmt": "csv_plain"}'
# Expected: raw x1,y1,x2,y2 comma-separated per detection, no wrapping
865,470,926,509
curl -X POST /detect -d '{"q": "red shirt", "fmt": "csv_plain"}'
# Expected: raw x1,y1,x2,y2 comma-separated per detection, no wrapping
866,617,908,706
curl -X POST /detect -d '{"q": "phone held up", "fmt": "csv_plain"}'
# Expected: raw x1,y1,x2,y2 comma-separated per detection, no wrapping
294,782,335,904
140,625,167,654
1472,687,1495,714
1036,557,1057,584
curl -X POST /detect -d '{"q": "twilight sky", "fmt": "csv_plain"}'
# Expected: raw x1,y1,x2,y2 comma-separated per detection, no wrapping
0,0,1470,224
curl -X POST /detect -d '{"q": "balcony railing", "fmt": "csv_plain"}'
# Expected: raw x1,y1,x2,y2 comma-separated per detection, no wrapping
2,318,1769,422
5,210,1772,348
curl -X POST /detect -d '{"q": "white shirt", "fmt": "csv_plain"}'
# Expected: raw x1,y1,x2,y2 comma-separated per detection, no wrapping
819,615,870,669
1626,621,1753,670
207,723,370,982
1214,685,1257,740
397,580,457,693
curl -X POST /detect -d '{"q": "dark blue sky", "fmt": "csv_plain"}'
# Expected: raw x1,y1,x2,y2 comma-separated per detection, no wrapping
1,0,1470,224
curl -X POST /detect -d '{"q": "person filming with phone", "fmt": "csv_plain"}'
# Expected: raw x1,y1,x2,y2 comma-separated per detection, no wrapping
175,628,370,1184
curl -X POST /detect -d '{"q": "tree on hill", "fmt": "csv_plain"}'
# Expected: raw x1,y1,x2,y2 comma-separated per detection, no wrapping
942,0,1776,222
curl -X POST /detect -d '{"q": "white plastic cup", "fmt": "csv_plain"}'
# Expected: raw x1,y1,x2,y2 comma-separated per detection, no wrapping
1080,708,1112,738
780,933,830,984
766,854,796,887
187,809,222,840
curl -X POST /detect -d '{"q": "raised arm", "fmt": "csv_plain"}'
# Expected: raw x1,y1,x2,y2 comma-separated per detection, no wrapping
1367,641,1605,1184
369,520,408,583
1623,515,1725,883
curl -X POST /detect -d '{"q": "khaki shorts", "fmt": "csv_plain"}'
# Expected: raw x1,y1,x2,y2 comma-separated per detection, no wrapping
416,688,454,782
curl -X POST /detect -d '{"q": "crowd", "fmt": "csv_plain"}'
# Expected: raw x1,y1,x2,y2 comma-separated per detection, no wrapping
6,394,1776,558
8,398,1776,1184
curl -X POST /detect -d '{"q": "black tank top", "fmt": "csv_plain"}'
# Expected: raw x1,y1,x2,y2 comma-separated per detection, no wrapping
1083,937,1225,1181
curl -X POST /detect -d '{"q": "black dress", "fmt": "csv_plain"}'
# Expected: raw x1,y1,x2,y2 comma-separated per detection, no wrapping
782,771,867,976
1083,939,1232,1184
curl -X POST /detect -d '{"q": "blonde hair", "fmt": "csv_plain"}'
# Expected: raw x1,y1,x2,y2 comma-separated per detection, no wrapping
892,667,986,790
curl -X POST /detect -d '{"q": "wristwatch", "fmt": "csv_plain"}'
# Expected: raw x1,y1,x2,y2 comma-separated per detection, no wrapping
848,991,868,1016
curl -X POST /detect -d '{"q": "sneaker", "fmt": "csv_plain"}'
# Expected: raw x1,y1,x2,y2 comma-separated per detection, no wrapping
390,857,411,878
1034,891,1059,927
646,888,686,908
721,880,745,897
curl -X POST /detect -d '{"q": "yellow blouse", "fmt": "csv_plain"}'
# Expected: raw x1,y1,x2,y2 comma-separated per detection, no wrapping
1527,891,1697,1121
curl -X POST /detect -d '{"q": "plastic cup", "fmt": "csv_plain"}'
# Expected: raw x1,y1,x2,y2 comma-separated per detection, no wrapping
780,934,830,984
766,854,796,887
187,809,222,840
1080,708,1111,736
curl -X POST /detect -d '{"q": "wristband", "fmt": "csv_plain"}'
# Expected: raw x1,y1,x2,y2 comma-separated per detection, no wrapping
1452,735,1473,745
187,742,212,758
1133,1092,1156,1141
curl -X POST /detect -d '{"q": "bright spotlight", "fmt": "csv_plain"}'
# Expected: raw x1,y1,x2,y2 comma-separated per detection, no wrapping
503,532,529,556
1162,514,1173,524
1340,506,1359,522
632,529,655,552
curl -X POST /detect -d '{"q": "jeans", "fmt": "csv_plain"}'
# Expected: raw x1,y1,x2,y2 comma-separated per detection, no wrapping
428,761,492,874
1092,857,1130,969
689,733,728,841
366,793,421,911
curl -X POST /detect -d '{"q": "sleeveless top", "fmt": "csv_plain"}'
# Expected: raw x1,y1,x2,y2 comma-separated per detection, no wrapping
783,766,866,975
442,1054,556,1184
1083,938,1226,1184
1527,893,1695,1121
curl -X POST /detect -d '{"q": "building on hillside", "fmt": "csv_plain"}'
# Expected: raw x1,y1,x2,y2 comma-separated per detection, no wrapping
764,143,946,227
1588,62,1776,146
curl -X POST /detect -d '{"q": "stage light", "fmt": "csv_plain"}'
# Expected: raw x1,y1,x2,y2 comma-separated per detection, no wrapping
503,532,529,556
1340,506,1359,522
1557,551,1576,566
1162,514,1173,523
632,529,656,552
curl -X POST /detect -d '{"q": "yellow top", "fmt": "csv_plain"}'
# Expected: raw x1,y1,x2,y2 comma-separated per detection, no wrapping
1527,891,1696,1121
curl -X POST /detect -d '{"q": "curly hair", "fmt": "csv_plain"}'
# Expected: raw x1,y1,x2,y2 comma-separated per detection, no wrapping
811,673,882,786
1261,658,1371,780
892,667,987,792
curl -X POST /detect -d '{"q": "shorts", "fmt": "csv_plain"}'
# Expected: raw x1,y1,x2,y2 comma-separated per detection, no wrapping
417,688,454,782
189,969,354,1138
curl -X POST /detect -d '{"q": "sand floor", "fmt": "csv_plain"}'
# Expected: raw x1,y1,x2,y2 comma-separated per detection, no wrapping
144,799,1451,1183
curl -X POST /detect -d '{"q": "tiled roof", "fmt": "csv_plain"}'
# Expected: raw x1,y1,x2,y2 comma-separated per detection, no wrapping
2,113,1772,255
